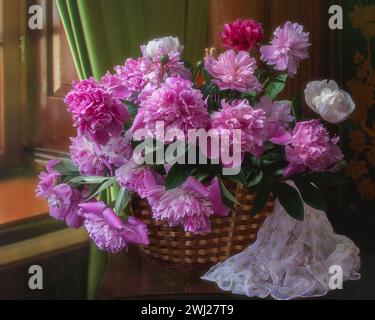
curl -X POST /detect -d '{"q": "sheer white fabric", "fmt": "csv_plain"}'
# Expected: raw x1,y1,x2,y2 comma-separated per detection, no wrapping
202,200,361,300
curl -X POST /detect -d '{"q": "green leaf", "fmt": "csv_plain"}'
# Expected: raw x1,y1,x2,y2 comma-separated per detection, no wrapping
247,170,263,188
165,164,192,190
125,102,139,117
265,74,287,99
88,177,116,200
307,172,346,187
293,177,327,212
292,93,303,122
114,187,131,214
219,179,241,206
228,169,247,185
54,159,79,175
251,180,272,216
68,176,109,184
202,69,212,84
273,182,304,221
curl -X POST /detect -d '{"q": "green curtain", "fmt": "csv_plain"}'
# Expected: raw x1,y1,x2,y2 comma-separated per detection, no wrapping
56,0,208,299
56,0,208,80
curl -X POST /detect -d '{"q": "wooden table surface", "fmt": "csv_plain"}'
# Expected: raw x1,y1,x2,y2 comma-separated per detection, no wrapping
97,247,242,300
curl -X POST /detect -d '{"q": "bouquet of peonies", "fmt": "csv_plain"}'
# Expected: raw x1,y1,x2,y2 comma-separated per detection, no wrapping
36,19,355,254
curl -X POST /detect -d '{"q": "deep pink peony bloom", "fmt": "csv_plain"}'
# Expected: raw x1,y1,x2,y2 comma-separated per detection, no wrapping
115,158,164,200
210,99,266,159
79,201,149,253
204,50,262,93
131,77,210,140
101,58,147,102
65,78,130,145
36,161,84,228
151,177,229,234
70,133,132,176
283,119,343,177
260,21,310,77
220,18,264,51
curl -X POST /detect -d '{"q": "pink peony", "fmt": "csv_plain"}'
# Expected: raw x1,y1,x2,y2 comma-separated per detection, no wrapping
284,119,343,177
65,78,130,145
140,51,192,85
210,99,266,159
220,18,264,51
256,96,293,129
101,58,147,102
131,77,210,140
260,21,310,77
255,96,293,144
204,50,262,93
70,133,133,176
115,158,165,200
151,177,229,234
79,201,149,253
36,161,84,228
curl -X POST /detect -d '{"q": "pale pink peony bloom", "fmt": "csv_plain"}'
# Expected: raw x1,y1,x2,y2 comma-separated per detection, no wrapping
284,119,343,177
256,96,293,128
260,21,310,77
255,96,293,145
140,51,192,85
220,18,264,51
204,50,262,93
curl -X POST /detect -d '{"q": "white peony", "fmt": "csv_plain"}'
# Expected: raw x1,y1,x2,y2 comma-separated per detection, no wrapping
141,36,182,59
304,80,355,124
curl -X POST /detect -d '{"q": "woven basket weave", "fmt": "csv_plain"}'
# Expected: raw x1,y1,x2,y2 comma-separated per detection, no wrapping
133,181,274,268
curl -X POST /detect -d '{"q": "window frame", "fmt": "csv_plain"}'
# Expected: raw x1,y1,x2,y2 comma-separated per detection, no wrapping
0,0,26,170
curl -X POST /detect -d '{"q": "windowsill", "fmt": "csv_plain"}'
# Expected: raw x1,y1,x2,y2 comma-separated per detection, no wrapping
0,175,48,226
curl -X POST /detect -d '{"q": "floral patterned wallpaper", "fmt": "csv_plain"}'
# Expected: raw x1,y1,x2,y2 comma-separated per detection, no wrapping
344,1,375,206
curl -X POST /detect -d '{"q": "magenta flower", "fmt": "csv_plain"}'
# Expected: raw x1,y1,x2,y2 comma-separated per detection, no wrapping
131,77,210,140
101,58,147,102
36,161,84,228
70,133,132,176
115,159,164,200
204,50,262,93
284,119,343,177
79,201,149,253
65,78,130,145
260,21,310,77
210,99,266,159
220,18,264,51
151,177,229,234
35,160,60,198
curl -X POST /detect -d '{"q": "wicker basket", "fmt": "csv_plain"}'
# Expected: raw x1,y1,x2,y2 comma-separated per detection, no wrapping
133,181,274,268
